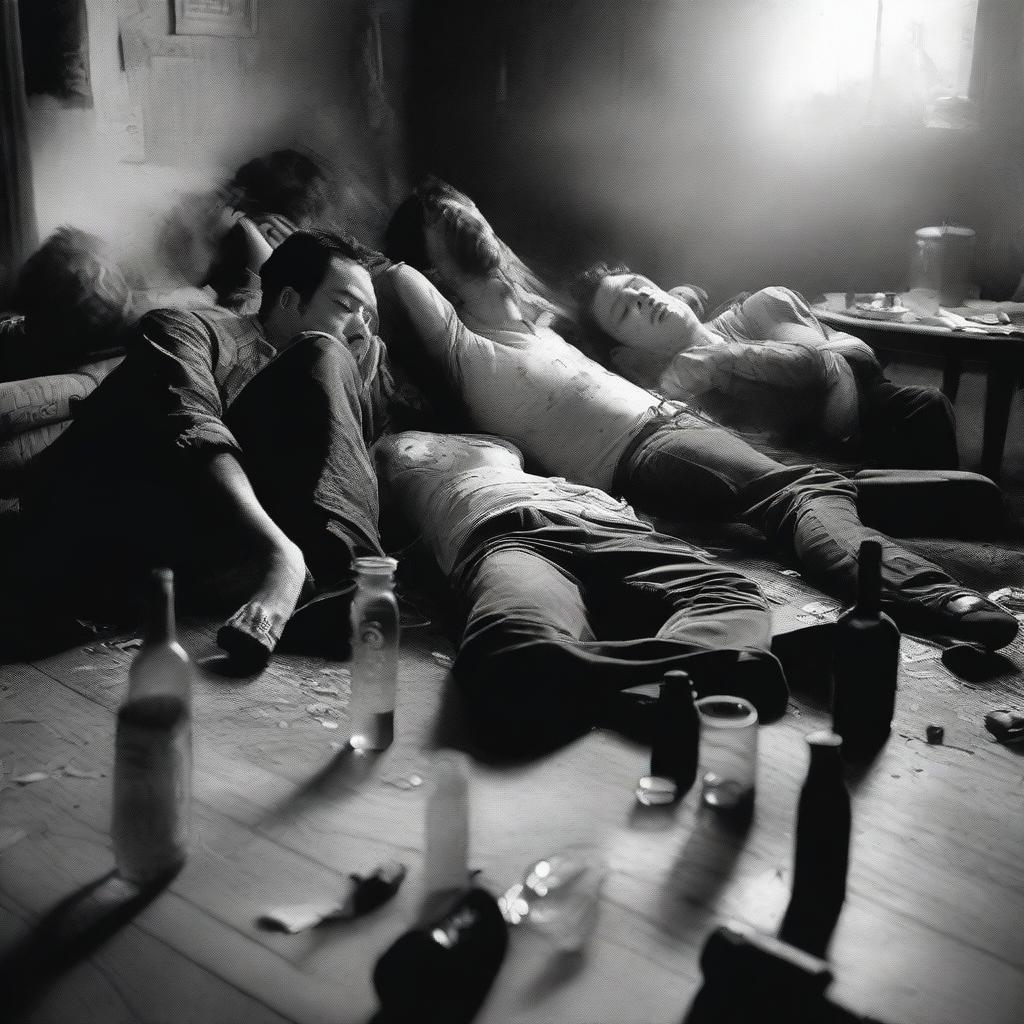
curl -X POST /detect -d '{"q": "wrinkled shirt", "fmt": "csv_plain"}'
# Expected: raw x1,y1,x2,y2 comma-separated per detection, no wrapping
650,287,875,441
27,307,392,495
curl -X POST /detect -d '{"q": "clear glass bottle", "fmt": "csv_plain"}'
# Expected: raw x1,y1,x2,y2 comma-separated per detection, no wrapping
349,556,399,752
111,568,192,883
422,752,469,918
831,539,900,762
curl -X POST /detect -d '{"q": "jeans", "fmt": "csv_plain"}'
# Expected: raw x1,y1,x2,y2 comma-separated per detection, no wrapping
618,413,982,612
452,506,786,755
17,334,382,619
842,348,959,470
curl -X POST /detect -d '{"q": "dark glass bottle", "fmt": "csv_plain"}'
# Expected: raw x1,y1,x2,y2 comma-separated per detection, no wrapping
778,730,851,958
650,670,700,798
111,569,192,883
372,887,508,1024
831,539,900,761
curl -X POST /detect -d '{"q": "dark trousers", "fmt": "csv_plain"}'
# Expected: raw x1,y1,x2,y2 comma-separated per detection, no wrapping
452,507,785,756
619,414,1000,614
844,350,960,470
15,334,381,621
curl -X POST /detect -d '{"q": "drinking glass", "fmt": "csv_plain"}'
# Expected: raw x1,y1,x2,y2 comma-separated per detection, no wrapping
696,696,758,812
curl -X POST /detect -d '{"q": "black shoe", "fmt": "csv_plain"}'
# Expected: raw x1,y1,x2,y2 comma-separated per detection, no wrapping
894,591,1019,651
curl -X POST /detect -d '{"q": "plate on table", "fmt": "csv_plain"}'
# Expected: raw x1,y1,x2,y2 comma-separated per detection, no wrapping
851,304,910,321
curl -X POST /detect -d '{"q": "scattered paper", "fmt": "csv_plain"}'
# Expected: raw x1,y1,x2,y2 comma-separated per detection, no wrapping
60,765,105,780
901,638,941,663
12,772,51,785
0,827,27,853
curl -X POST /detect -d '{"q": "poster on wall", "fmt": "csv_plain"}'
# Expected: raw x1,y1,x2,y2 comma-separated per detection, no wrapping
173,0,258,37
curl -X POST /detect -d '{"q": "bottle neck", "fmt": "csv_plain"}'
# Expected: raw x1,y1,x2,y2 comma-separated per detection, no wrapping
856,540,882,616
144,569,176,645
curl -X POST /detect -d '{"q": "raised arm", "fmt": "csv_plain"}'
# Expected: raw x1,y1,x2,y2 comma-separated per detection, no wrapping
378,263,462,361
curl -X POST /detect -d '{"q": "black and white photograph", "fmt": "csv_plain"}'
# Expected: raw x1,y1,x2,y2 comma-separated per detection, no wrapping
1,2,1023,1022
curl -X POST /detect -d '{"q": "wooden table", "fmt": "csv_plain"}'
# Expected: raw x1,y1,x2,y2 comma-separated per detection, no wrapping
816,309,1024,481
2,611,1023,1024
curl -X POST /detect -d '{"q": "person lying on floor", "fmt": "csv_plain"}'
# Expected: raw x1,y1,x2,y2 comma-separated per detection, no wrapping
377,176,1017,651
203,148,335,314
0,226,133,383
375,430,788,756
570,263,959,471
5,230,393,667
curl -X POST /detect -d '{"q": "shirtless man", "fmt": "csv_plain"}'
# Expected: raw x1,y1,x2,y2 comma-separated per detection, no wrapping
571,263,958,469
375,430,788,754
11,231,391,666
377,177,1016,651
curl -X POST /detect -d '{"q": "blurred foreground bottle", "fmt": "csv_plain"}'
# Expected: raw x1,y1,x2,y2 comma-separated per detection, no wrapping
373,887,508,1024
778,731,850,958
831,540,900,761
422,752,470,918
111,569,192,883
349,556,399,751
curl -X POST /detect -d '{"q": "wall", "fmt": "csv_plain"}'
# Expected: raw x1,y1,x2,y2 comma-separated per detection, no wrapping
25,0,410,285
405,0,1024,303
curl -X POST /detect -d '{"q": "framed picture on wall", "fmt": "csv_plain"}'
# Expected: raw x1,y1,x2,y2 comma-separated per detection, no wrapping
173,0,257,37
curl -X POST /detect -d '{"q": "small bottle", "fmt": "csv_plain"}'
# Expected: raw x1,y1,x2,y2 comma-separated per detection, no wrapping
650,670,700,798
111,569,192,883
831,540,900,761
422,753,470,918
349,556,399,752
778,730,851,958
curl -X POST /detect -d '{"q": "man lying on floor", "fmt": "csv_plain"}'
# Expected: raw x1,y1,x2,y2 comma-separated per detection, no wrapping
378,176,1017,652
3,231,392,666
571,264,958,471
375,430,789,756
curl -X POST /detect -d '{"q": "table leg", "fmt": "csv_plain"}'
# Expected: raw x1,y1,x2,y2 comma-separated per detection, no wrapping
942,357,963,403
980,368,1016,481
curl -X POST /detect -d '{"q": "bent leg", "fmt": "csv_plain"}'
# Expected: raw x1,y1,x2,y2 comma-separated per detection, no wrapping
853,468,1008,539
453,544,600,755
224,333,383,589
623,419,1017,647
859,377,960,470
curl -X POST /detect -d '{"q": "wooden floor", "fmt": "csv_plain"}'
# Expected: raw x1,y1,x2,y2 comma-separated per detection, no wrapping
1,595,1023,1024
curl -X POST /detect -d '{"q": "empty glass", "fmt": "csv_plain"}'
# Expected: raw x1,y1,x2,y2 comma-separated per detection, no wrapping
696,696,758,812
498,845,605,952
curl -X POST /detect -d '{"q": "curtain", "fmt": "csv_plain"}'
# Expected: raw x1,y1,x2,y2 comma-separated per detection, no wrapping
0,0,39,301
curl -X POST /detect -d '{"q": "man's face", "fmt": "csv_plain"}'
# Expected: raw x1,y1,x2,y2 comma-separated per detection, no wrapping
293,257,379,353
591,272,701,354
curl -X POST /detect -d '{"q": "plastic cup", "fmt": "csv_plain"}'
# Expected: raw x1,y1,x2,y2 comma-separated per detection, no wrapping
696,696,758,812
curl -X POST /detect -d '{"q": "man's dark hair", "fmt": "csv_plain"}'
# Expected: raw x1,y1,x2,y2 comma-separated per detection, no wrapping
226,148,332,226
258,230,382,319
569,261,631,321
12,225,132,353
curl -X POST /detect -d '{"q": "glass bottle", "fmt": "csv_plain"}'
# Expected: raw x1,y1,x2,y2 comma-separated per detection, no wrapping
348,555,399,752
778,730,851,958
831,540,900,762
111,568,192,883
650,670,700,799
422,752,470,917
